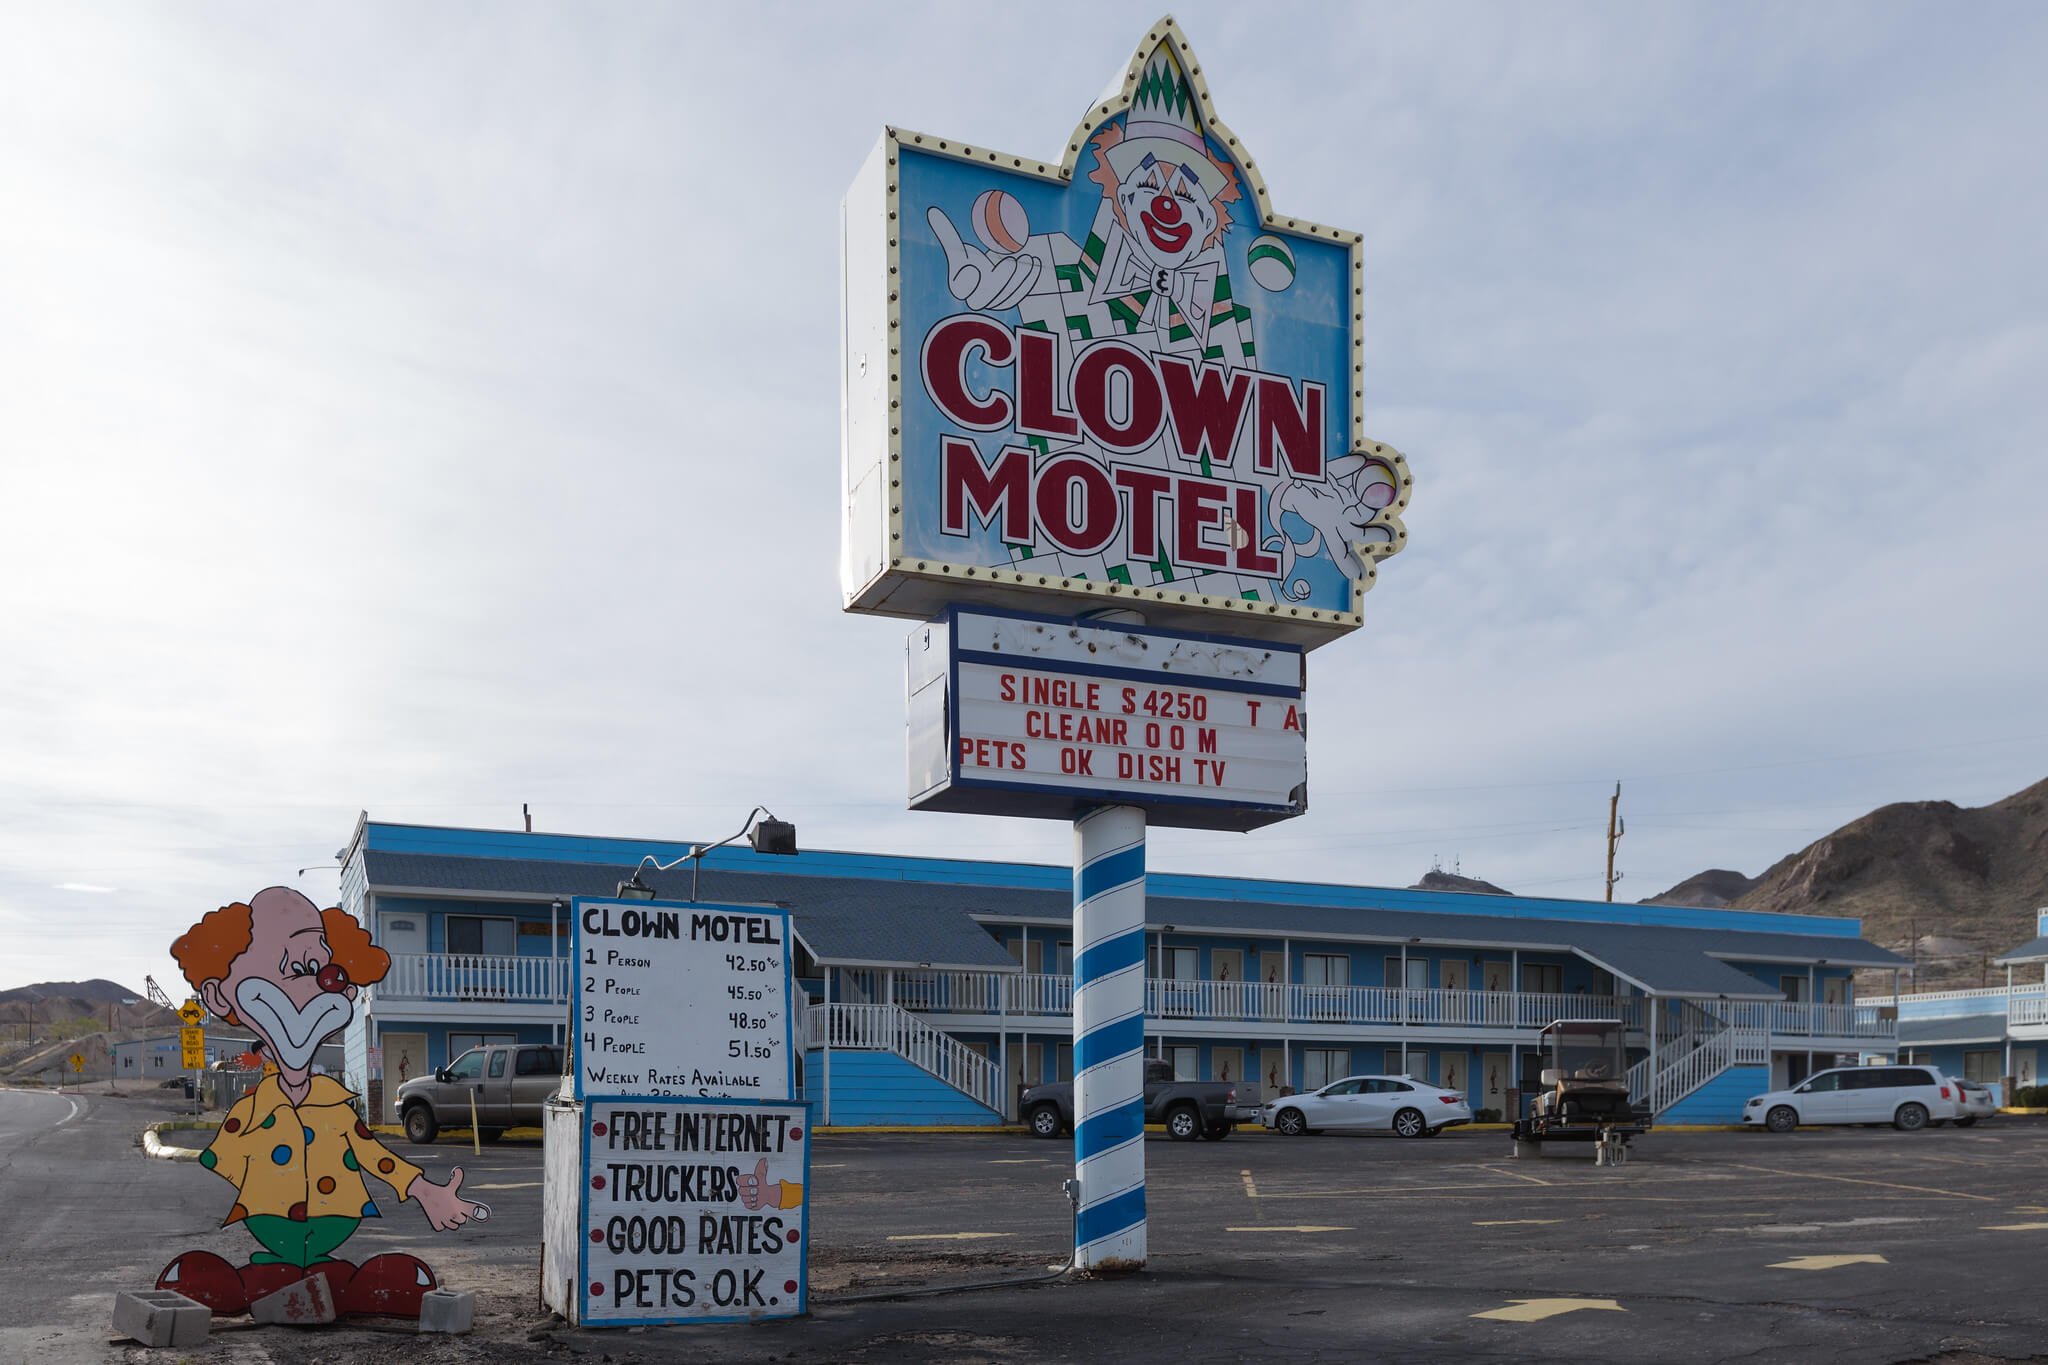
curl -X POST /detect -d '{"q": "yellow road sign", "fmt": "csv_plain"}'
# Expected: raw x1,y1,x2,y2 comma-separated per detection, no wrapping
177,1000,205,1025
180,1026,206,1069
69,1053,85,1073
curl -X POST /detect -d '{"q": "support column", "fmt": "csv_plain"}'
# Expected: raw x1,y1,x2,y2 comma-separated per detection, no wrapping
1072,804,1147,1270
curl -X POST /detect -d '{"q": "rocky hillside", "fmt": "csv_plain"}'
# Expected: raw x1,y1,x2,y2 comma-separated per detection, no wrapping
1647,778,2048,989
0,980,176,1034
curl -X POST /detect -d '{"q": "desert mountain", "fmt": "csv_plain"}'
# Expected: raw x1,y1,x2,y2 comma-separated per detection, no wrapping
1646,778,2048,989
1409,869,1513,896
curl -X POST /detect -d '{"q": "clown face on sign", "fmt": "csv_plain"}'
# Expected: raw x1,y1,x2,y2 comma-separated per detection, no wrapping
155,887,484,1321
899,28,1409,611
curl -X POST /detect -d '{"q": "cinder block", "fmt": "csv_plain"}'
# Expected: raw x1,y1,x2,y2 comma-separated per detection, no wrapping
417,1288,475,1335
112,1289,210,1347
250,1273,336,1327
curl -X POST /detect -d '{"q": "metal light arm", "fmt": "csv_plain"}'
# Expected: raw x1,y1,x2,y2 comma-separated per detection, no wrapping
623,806,782,903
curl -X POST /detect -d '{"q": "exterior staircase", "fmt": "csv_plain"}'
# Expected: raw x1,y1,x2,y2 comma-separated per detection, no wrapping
1629,999,1769,1118
805,1002,1004,1120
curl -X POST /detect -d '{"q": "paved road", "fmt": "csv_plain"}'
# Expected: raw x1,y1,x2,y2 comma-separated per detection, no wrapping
12,1098,2048,1364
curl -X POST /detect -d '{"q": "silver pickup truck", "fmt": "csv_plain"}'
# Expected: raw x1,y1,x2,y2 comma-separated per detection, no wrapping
396,1043,562,1143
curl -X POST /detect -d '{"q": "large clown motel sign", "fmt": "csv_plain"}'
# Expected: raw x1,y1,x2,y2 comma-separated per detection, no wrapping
842,17,1412,1269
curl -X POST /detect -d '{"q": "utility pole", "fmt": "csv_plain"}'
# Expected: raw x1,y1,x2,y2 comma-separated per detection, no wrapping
1604,782,1625,903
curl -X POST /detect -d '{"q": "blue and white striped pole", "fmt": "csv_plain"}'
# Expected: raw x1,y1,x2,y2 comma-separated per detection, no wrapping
1071,803,1147,1269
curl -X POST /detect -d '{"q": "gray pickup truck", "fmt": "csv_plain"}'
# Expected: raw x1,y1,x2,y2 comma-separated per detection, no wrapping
1021,1058,1239,1140
396,1043,562,1144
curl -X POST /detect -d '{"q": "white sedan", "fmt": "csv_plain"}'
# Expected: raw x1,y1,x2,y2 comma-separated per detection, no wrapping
1263,1075,1473,1138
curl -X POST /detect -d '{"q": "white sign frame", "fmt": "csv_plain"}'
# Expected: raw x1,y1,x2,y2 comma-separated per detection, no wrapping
570,899,796,1102
908,604,1306,831
576,1096,811,1326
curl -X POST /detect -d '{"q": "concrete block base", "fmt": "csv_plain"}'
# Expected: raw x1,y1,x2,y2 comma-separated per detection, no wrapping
113,1289,209,1347
418,1288,475,1334
250,1273,336,1327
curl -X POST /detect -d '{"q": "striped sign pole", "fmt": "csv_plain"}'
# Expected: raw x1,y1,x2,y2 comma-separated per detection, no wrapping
1071,803,1148,1269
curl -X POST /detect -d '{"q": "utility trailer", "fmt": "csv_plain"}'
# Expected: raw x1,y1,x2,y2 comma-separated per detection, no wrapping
1512,1019,1652,1162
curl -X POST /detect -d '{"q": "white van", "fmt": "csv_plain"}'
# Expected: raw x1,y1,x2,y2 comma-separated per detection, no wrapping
1742,1064,1958,1133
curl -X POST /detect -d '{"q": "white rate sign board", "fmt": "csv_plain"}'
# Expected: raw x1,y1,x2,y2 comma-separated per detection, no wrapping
571,899,794,1101
576,1097,810,1325
907,606,1307,831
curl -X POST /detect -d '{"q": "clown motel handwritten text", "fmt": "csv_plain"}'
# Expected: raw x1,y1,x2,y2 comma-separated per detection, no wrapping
572,900,794,1101
580,1099,809,1324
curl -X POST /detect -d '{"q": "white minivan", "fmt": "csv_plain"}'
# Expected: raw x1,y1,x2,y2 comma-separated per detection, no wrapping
1742,1064,1958,1133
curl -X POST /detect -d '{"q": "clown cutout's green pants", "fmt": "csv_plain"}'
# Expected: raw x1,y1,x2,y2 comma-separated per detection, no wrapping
243,1214,360,1267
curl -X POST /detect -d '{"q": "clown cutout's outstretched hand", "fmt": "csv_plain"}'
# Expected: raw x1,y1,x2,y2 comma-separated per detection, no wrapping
411,1166,486,1231
928,206,1040,311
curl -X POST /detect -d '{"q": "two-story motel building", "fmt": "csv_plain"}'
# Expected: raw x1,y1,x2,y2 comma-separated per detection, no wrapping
337,817,1909,1128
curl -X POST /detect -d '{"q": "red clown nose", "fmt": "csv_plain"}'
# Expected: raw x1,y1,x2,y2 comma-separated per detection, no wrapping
316,963,350,993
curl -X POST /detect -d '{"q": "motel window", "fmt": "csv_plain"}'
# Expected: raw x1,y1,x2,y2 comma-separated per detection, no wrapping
1383,957,1430,990
1302,1049,1349,1091
1150,945,1199,980
1302,954,1350,987
1055,1043,1073,1083
1054,941,1073,975
1159,1045,1200,1081
446,915,516,957
152,1055,164,1069
1780,975,1808,1003
448,1032,517,1057
1964,1051,2002,1083
1520,963,1563,995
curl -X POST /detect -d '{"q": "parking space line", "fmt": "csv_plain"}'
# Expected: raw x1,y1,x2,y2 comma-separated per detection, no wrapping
1240,1168,1259,1199
1224,1225,1353,1234
1769,1254,1888,1270
1728,1164,1995,1202
989,1158,1051,1164
1982,1222,2048,1231
1477,1163,1552,1187
469,1182,540,1190
886,1232,1011,1242
1473,1219,1561,1226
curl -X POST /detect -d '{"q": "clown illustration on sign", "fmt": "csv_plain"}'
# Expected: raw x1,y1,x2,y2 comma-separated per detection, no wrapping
155,887,484,1319
843,16,1413,641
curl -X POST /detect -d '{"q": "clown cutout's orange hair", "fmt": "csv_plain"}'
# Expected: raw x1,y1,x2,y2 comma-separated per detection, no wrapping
170,895,388,1026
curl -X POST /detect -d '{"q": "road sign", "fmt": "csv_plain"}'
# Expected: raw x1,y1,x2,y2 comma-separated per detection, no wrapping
69,1053,84,1073
177,1000,205,1025
180,1027,206,1069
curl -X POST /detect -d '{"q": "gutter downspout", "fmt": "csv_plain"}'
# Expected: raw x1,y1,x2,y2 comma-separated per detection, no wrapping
822,968,833,1127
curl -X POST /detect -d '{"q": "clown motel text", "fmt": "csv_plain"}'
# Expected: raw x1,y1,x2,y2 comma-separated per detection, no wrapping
571,899,795,1102
924,315,1325,573
907,608,1308,830
578,1098,809,1325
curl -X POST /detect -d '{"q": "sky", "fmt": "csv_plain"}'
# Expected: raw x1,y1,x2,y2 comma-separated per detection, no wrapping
4,2,2046,998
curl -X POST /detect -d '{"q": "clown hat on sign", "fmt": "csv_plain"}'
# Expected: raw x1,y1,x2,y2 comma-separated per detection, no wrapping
1105,40,1230,199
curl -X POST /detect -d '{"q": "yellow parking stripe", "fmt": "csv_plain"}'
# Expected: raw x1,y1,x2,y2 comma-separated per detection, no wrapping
1473,1219,1561,1226
1982,1222,2048,1231
1769,1254,1888,1270
1225,1225,1353,1233
886,1232,1011,1242
1473,1298,1624,1321
1729,1164,1995,1202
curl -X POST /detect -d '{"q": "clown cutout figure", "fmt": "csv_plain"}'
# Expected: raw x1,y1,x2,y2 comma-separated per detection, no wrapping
156,887,484,1319
922,37,1402,600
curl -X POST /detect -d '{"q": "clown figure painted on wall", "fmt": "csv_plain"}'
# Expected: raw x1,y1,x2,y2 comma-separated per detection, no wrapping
155,886,485,1319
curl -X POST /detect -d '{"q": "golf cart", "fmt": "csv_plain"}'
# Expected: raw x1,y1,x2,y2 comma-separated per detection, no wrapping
1512,1019,1652,1161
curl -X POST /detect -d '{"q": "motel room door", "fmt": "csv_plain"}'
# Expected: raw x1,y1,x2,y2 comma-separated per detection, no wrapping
1481,1052,1510,1117
380,1032,429,1124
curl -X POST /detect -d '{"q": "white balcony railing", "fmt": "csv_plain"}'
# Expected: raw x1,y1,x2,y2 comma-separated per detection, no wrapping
376,953,569,1005
2013,997,2048,1028
882,971,1895,1041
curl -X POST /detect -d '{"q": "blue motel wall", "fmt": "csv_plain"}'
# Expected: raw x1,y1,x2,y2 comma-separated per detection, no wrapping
335,817,1926,1128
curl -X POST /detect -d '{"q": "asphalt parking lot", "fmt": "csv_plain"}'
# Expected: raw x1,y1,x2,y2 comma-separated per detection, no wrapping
224,1116,2048,1364
29,1097,2041,1363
